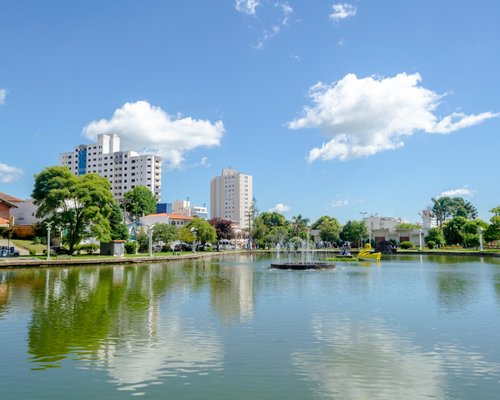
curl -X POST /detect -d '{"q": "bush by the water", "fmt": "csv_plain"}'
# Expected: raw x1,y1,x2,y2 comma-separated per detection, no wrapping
29,249,36,256
426,240,436,249
124,241,137,254
75,243,99,254
400,241,415,249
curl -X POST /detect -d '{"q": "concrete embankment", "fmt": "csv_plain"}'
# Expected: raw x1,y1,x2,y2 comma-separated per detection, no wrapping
0,251,229,268
1,249,499,269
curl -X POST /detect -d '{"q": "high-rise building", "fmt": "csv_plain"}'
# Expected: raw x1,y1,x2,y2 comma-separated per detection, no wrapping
210,168,252,230
60,134,162,201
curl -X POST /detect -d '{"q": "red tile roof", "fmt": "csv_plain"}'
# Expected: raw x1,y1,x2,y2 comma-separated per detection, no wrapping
145,213,194,221
0,192,23,203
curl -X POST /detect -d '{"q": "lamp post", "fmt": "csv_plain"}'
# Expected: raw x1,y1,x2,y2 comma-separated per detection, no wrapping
190,227,197,253
148,224,155,258
46,222,53,260
419,229,424,251
478,227,484,251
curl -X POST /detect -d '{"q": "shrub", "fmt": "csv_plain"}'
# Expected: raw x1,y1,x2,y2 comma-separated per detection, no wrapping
74,243,99,254
124,241,137,254
29,249,37,256
426,240,436,249
400,241,415,249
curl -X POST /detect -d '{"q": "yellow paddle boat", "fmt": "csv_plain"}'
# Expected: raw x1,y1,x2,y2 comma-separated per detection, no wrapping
358,243,382,262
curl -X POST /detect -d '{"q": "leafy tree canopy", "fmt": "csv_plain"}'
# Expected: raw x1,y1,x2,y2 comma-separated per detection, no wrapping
312,216,341,243
425,227,445,247
109,203,129,240
32,166,115,254
484,206,500,243
123,186,157,220
209,218,233,241
340,220,368,244
153,223,178,245
186,218,217,244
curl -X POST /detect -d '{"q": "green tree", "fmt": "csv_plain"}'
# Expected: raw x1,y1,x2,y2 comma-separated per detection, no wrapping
443,216,468,246
312,216,341,243
431,197,454,228
340,220,368,245
186,218,217,245
123,186,157,220
32,166,115,254
461,219,488,248
109,203,129,240
450,197,478,219
259,212,288,229
291,214,310,239
425,227,445,247
484,206,500,243
153,223,178,246
252,211,291,247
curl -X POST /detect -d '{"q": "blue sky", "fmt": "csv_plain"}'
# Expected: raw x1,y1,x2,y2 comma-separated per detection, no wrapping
1,0,499,223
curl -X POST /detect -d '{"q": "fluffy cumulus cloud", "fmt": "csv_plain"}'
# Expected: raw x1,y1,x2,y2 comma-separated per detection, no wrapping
0,162,23,183
438,187,475,198
0,88,6,105
269,203,291,213
83,101,224,168
235,0,260,15
330,3,357,22
289,73,499,162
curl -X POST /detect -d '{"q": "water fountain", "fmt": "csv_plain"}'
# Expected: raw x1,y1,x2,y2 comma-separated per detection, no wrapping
270,238,335,270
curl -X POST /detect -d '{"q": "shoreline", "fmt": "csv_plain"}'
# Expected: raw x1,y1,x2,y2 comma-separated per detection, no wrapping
1,249,499,268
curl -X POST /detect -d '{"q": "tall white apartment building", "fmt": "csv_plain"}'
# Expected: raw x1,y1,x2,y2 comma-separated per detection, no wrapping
60,134,162,201
210,168,252,230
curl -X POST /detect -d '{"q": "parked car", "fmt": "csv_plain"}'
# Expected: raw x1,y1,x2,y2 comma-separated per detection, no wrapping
0,246,20,257
172,242,192,252
50,246,70,255
196,243,213,251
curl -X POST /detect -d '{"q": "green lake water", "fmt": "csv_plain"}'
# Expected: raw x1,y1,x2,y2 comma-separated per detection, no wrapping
1,254,500,399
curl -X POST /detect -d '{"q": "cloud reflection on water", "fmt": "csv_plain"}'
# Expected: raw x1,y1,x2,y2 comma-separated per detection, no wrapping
293,315,500,399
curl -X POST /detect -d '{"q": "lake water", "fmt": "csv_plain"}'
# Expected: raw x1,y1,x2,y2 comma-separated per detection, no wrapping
1,254,500,399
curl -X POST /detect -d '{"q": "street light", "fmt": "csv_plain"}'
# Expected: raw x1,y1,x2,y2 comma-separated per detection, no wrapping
147,224,155,257
419,229,424,251
190,227,197,253
46,222,53,261
478,227,484,251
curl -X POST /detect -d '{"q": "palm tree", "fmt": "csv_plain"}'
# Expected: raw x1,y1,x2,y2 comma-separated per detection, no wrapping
431,197,453,228
291,214,310,238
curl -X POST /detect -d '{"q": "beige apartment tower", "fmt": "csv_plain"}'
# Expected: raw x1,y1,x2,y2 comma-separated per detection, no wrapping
60,133,162,201
210,168,252,230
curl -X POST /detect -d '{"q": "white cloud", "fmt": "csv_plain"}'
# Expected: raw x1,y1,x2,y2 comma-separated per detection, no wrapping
0,88,6,105
330,199,349,208
438,187,475,198
289,73,499,162
269,203,291,213
0,162,23,183
82,101,225,168
280,2,293,25
235,0,260,15
243,1,293,49
330,3,357,22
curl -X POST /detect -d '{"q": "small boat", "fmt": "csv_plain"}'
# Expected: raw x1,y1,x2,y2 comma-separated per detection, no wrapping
358,244,382,262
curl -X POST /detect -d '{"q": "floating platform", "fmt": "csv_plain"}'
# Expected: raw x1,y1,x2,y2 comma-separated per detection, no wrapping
270,262,335,270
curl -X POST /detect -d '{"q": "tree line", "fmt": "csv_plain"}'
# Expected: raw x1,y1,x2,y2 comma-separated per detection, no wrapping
29,166,500,254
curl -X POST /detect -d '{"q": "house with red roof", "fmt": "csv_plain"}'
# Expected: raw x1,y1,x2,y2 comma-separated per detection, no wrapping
0,192,22,227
